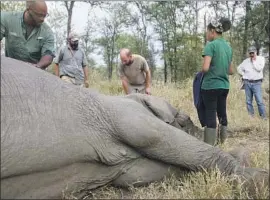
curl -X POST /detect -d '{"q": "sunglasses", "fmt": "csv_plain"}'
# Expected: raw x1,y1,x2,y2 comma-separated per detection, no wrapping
29,9,49,18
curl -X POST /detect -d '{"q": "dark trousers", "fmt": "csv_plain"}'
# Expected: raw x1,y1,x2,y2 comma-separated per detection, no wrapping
201,89,229,128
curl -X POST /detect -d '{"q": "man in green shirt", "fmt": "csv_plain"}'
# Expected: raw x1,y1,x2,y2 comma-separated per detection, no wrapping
0,0,55,69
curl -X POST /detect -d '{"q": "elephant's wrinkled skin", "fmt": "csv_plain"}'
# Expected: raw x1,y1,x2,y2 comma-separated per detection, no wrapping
1,57,268,199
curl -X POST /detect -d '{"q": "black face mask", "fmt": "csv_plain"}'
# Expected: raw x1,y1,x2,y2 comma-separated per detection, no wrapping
69,41,78,50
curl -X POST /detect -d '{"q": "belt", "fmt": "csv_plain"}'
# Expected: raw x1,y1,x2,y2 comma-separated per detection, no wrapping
243,79,262,83
60,75,74,79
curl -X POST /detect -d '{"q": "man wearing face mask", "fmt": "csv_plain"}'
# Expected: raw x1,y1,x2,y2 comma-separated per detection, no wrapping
237,46,266,119
118,48,152,94
0,0,55,69
54,32,89,88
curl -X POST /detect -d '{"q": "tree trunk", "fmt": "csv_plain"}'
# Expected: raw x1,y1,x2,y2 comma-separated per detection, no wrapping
161,37,167,84
64,1,75,40
194,2,198,48
204,12,207,45
242,1,251,59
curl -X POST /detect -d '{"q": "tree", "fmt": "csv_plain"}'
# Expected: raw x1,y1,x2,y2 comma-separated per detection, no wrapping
63,1,75,39
95,2,132,80
80,10,97,67
46,2,67,52
0,1,25,11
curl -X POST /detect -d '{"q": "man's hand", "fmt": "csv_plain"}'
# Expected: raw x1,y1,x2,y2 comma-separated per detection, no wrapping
146,87,151,95
84,80,89,88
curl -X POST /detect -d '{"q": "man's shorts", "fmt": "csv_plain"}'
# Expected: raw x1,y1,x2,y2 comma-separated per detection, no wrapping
61,75,85,87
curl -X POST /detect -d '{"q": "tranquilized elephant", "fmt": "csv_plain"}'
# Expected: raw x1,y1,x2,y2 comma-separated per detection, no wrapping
1,56,268,199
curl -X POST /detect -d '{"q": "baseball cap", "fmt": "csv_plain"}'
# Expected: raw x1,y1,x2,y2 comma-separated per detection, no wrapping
248,46,256,53
68,32,79,42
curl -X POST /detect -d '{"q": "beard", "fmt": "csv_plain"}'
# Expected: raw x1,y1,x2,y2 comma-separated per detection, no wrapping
70,42,78,50
126,59,133,66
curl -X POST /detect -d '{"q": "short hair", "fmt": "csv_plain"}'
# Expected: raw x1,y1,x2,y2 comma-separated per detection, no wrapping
120,48,132,56
26,0,46,9
26,0,36,9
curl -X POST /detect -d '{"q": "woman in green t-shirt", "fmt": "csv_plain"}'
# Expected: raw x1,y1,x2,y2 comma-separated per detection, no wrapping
201,18,234,146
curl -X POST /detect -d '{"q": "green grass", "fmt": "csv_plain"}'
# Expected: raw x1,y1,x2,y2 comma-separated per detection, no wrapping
66,71,269,199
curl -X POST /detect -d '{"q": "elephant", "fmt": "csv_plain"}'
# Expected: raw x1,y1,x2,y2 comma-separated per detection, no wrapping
1,56,268,199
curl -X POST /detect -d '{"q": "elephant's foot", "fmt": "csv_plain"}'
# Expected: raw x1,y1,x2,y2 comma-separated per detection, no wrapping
112,157,187,188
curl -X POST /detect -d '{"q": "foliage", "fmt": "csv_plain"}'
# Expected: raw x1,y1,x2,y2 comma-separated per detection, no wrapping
0,1,25,11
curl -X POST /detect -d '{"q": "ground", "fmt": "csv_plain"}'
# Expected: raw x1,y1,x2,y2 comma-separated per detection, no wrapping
64,71,269,199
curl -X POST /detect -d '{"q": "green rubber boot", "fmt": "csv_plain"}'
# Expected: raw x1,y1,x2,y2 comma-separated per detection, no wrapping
219,125,228,144
204,127,217,146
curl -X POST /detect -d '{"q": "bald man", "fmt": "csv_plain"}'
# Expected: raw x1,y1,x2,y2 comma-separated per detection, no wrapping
0,0,55,69
118,49,152,95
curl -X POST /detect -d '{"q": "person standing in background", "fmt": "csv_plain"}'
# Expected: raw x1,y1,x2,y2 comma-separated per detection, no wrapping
54,32,89,88
201,18,234,146
237,46,266,119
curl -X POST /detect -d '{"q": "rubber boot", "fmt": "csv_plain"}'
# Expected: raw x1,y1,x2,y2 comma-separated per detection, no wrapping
204,127,217,146
219,125,227,144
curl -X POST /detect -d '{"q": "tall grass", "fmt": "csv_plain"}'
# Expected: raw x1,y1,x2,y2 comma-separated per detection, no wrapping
69,71,269,199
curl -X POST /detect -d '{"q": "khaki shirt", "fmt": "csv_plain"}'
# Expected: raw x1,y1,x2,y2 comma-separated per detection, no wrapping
0,11,55,64
118,54,150,86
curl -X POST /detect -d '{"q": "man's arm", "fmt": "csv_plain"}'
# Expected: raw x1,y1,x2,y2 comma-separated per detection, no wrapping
142,58,151,94
121,76,129,94
82,51,89,87
252,56,265,72
54,63,60,77
237,60,245,76
37,30,55,69
118,64,129,94
83,66,89,88
36,55,53,70
145,69,151,94
53,47,63,77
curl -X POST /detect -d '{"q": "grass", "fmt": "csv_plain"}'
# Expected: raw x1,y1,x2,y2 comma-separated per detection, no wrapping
69,71,269,199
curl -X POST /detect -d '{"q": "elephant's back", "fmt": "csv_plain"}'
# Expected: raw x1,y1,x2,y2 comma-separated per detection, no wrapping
0,57,99,178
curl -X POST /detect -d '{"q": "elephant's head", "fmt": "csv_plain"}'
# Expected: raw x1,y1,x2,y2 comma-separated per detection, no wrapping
124,93,203,139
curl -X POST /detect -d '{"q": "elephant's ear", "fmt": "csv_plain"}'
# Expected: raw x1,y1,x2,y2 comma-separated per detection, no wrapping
124,94,177,123
142,95,178,124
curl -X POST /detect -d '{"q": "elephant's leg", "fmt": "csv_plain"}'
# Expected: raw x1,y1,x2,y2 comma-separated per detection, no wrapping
1,162,128,199
112,157,187,187
116,112,238,175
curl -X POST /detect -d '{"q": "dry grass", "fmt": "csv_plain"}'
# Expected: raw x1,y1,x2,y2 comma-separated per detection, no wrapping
74,71,269,199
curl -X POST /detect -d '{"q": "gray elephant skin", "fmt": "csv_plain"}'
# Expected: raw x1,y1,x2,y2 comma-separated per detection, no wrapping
1,56,268,199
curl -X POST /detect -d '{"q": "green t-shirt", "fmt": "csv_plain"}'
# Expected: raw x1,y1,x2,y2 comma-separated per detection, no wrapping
0,11,55,64
201,37,232,90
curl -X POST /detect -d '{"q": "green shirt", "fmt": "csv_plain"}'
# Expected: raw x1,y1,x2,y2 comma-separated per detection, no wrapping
201,37,232,90
0,11,55,64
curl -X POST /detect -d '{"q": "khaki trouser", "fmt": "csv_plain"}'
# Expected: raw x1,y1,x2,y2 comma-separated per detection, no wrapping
61,75,84,87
